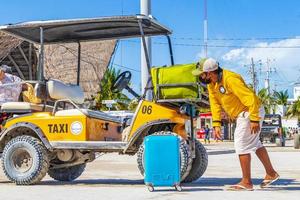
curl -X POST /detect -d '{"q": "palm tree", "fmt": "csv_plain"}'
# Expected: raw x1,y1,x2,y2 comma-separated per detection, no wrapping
258,88,273,114
128,99,139,111
286,97,300,119
93,67,131,111
274,90,289,106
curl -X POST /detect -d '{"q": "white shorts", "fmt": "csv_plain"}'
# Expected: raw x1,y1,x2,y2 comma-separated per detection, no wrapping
234,107,265,155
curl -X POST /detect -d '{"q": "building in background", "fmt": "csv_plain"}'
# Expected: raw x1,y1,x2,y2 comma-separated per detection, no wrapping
0,31,116,99
197,112,232,140
0,31,37,80
288,82,300,104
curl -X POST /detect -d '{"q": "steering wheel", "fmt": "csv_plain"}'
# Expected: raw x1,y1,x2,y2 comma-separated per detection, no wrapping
112,71,132,91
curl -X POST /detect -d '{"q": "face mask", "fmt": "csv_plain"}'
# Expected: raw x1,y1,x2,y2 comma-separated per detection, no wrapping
199,76,211,85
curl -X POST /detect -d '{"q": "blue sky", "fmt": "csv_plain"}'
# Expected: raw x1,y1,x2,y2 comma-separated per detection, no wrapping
1,0,300,97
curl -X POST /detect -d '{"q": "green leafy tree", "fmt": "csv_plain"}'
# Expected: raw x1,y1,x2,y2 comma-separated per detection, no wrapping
286,97,300,119
128,99,139,111
274,90,289,106
93,67,130,111
258,88,277,114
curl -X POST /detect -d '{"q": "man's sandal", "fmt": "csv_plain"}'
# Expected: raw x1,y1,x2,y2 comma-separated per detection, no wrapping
260,174,280,188
225,184,254,191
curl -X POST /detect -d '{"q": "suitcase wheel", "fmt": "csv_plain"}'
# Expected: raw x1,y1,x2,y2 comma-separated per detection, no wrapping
175,184,182,192
147,185,154,192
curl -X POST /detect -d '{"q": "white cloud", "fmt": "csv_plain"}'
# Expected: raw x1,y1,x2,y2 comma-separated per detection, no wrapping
221,37,300,96
222,37,300,75
222,48,245,61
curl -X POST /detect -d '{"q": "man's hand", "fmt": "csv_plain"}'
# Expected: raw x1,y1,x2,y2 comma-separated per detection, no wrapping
214,126,222,139
250,122,260,134
22,83,28,91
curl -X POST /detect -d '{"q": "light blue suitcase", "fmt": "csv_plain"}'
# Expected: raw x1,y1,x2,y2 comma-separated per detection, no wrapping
144,135,181,191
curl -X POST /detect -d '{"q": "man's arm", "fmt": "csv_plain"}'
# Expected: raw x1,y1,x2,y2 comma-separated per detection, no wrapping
226,76,260,122
207,85,222,127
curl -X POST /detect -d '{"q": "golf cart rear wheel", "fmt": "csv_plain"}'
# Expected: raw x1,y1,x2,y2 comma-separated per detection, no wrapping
1,135,49,185
48,164,86,181
137,131,191,181
294,134,300,149
182,140,208,183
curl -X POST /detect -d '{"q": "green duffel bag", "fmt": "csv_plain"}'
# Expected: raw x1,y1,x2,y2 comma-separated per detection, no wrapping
151,63,200,100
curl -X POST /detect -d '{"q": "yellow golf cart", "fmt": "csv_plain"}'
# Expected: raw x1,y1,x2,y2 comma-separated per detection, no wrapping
0,15,208,185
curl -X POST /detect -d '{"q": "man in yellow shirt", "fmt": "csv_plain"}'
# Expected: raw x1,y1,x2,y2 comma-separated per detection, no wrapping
193,58,279,191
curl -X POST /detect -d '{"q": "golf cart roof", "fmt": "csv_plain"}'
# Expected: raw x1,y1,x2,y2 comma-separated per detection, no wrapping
0,15,172,44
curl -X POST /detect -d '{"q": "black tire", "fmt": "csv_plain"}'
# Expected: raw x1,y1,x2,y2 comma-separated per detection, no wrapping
183,140,208,183
137,131,192,181
1,135,49,185
48,164,86,181
294,134,300,149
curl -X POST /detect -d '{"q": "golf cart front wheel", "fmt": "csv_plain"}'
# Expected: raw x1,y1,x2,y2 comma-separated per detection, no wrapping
137,131,191,181
1,135,49,185
183,139,208,183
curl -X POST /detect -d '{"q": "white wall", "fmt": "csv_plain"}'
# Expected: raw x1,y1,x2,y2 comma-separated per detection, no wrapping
294,85,300,99
282,118,298,128
274,105,287,116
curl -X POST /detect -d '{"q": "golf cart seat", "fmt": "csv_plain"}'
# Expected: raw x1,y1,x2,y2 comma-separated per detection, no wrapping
0,82,53,114
0,80,83,114
0,102,53,113
47,79,85,104
47,80,122,124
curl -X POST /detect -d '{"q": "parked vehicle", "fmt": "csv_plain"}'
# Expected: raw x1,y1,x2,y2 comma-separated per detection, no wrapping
260,114,285,146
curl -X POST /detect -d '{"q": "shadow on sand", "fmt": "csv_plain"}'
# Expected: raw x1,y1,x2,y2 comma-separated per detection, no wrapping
184,177,300,191
207,150,235,155
0,177,297,192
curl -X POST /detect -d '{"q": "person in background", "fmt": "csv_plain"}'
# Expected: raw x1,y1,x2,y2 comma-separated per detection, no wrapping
204,125,210,144
0,65,25,127
0,65,24,105
192,58,279,191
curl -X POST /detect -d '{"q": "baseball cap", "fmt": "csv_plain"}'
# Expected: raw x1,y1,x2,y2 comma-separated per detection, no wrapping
0,65,12,73
203,58,218,72
192,58,207,76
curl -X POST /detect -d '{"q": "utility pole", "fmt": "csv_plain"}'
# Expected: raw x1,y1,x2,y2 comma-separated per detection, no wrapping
245,57,258,93
264,58,276,114
274,83,277,92
250,57,258,93
204,0,208,57
141,0,152,100
265,58,276,96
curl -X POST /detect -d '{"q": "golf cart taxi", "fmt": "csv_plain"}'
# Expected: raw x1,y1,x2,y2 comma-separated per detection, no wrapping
0,15,208,185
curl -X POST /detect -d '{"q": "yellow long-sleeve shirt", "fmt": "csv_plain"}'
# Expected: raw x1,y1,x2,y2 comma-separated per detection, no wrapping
208,69,261,127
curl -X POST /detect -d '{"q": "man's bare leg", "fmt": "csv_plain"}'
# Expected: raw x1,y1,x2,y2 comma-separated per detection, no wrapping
256,147,278,179
237,153,253,188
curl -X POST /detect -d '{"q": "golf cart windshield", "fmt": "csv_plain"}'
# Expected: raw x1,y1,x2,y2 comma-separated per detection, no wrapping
0,15,171,44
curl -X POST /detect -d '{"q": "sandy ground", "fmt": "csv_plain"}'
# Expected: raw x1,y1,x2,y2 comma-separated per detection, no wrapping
0,140,299,200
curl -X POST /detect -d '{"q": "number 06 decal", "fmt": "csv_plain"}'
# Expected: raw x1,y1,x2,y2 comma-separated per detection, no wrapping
142,105,152,115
